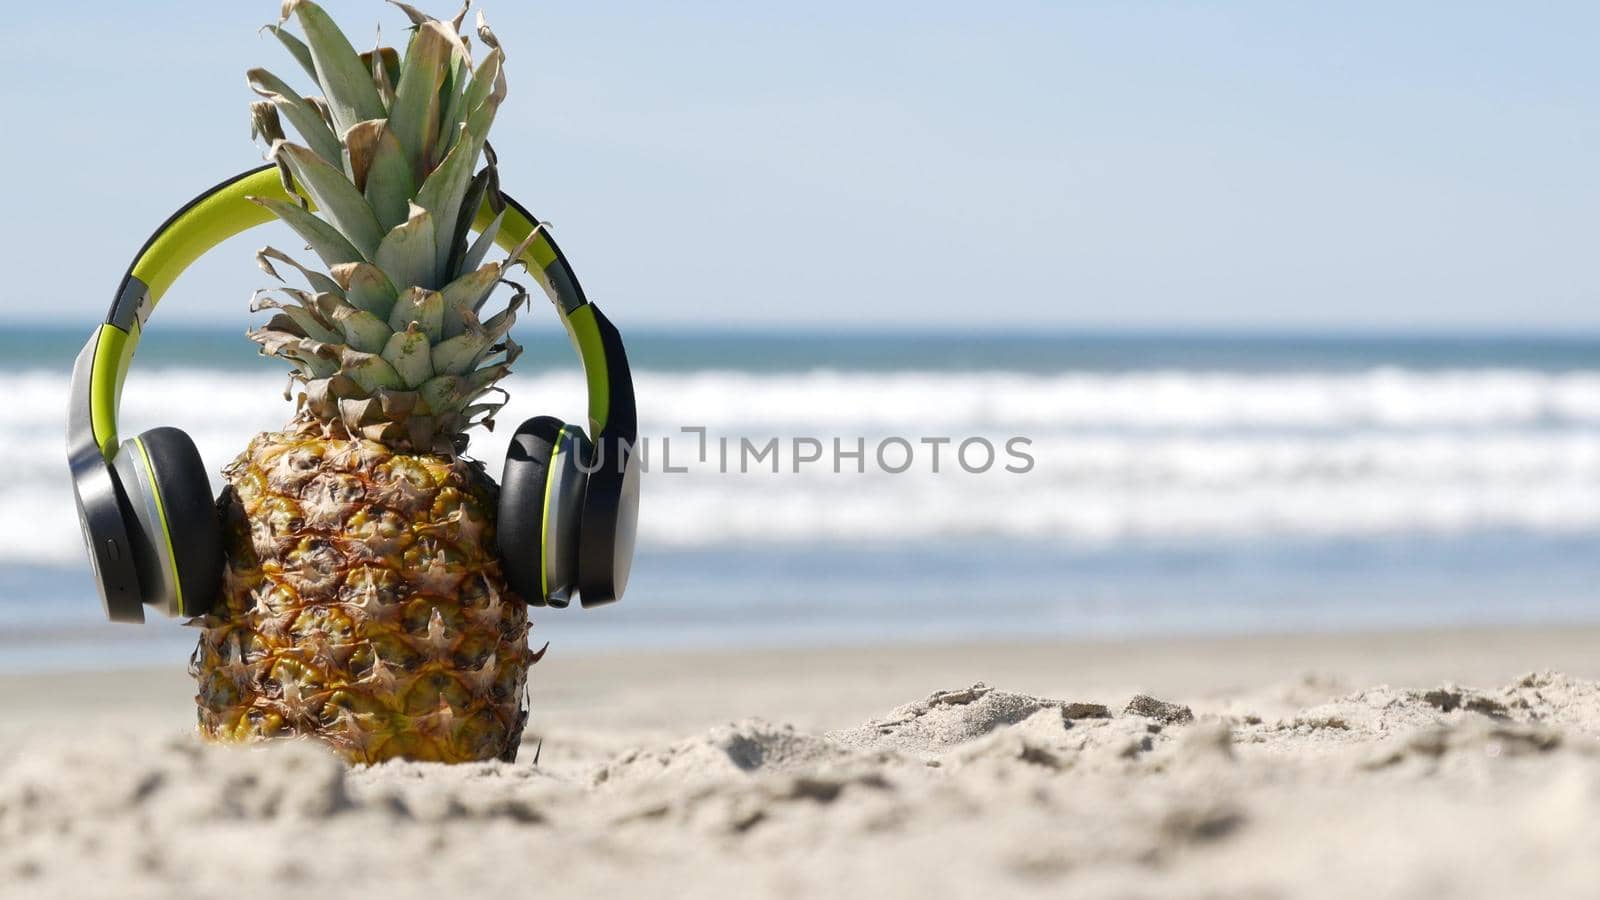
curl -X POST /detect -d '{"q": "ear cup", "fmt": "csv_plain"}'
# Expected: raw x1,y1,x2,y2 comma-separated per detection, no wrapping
119,427,222,617
499,416,562,604
576,436,639,607
499,416,592,607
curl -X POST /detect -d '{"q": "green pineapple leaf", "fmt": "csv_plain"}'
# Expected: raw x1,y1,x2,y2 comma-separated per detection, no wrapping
250,196,364,268
459,46,505,125
439,263,501,338
247,68,343,167
374,204,438,290
435,54,473,166
338,348,405,393
264,24,319,84
381,323,435,388
361,46,403,107
388,287,445,342
460,209,504,277
444,165,494,276
386,2,433,27
387,20,457,179
315,293,393,353
331,262,400,319
249,329,338,378
256,246,345,298
273,142,385,260
251,290,342,344
286,0,388,137
345,120,416,230
415,123,483,277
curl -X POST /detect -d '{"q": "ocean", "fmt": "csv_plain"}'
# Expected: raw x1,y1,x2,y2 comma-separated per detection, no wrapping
4,325,1598,672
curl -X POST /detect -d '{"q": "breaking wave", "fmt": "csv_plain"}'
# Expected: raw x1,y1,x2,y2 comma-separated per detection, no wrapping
6,366,1600,564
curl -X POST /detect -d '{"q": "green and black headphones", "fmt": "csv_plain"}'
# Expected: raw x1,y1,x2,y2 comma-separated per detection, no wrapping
67,165,639,624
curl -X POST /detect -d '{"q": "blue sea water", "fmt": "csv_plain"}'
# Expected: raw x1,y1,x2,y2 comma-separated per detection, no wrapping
4,326,1598,672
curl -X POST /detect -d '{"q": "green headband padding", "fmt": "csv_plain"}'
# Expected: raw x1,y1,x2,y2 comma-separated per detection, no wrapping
91,167,608,457
131,168,289,304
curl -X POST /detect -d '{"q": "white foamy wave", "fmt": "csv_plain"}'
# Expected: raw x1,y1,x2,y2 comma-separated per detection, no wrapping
7,367,1600,438
7,366,1600,566
627,368,1600,430
632,432,1600,546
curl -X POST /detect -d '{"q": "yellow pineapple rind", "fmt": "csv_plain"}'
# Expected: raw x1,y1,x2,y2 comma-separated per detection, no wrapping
190,424,533,764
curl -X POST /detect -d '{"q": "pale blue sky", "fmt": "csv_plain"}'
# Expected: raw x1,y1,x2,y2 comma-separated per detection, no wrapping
3,1,1597,329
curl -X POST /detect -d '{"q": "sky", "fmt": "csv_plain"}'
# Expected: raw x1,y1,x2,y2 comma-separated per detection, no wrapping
2,1,1597,331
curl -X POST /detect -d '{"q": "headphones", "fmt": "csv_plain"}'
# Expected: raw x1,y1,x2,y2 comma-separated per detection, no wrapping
67,165,640,624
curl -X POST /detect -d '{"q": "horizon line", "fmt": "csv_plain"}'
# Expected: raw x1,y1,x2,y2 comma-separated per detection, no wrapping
5,319,1600,341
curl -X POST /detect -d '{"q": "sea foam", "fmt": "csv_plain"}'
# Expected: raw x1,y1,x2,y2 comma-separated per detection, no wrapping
7,366,1599,565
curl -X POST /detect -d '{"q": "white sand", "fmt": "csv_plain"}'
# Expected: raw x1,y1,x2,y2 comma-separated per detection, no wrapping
5,627,1600,898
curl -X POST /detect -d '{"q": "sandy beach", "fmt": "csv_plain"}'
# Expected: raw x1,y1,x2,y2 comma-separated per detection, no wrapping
10,0,1597,897
4,625,1600,898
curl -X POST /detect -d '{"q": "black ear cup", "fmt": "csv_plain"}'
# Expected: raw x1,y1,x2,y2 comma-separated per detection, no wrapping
499,416,562,603
576,433,638,607
500,416,593,607
130,427,222,617
569,304,639,608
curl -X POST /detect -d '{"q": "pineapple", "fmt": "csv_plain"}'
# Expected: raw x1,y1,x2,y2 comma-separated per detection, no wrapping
189,1,541,764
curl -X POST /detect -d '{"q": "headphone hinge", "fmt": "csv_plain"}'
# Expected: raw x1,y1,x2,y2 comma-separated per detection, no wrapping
107,276,152,331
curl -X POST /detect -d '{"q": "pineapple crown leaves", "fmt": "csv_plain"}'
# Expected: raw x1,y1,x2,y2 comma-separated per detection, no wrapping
245,0,520,453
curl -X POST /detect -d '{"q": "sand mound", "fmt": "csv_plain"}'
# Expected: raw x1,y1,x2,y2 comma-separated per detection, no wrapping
6,673,1600,898
592,718,847,788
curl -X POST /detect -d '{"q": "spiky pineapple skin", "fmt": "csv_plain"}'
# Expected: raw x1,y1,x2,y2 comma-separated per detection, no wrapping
190,425,534,764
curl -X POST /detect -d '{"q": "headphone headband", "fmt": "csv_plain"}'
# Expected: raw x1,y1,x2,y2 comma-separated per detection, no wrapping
68,165,638,621
73,164,628,462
